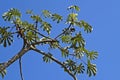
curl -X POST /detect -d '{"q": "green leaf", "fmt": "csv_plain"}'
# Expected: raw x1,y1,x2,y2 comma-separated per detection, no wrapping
51,13,62,23
43,53,52,63
0,70,6,78
75,21,83,28
49,42,59,49
60,48,69,58
22,21,36,31
76,20,93,33
71,33,85,48
64,59,76,72
0,64,7,78
66,13,78,24
42,10,51,18
0,27,9,35
86,51,98,60
74,63,85,75
67,5,80,11
2,8,21,21
61,35,72,43
74,47,84,59
41,22,52,34
74,5,80,11
26,31,38,43
77,63,85,74
87,60,97,77
31,15,42,22
15,18,22,25
0,27,13,47
26,10,33,14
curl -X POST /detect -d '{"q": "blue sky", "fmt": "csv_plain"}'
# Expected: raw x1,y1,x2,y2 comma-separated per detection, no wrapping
0,0,120,80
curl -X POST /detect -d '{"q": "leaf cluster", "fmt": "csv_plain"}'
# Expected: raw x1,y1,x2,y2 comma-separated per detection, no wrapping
2,8,21,21
0,64,7,78
64,59,85,75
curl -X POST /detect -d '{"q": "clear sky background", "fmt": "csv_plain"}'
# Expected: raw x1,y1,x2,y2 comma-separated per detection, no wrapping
0,0,120,80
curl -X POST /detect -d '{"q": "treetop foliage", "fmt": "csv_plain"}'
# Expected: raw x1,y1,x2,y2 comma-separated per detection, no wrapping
0,5,98,80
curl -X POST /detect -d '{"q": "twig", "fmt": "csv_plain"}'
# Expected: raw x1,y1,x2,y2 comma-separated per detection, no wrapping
19,57,24,80
36,31,51,39
54,23,72,39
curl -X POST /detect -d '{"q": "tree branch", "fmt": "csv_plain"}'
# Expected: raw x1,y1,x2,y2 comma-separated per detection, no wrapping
31,48,77,80
0,46,31,73
31,39,58,45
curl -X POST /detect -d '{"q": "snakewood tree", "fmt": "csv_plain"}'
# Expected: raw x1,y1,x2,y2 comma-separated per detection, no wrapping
0,5,98,80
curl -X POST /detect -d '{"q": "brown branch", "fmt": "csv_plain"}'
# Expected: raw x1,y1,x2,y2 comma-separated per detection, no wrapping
31,48,77,80
0,20,30,74
31,39,58,45
19,57,24,80
36,31,51,39
0,45,31,73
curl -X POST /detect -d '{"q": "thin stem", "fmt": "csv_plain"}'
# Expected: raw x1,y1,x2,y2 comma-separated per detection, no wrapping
36,31,52,39
19,57,24,80
9,26,15,32
54,23,72,39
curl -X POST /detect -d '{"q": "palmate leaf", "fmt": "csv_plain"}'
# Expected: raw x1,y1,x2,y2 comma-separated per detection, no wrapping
31,15,42,22
76,20,93,33
60,48,69,58
26,10,33,14
2,8,21,21
43,53,52,63
64,59,76,71
26,31,38,43
71,33,85,48
86,51,98,60
51,13,62,23
74,63,85,75
67,5,80,11
61,35,72,43
0,27,13,47
0,27,9,35
49,42,59,49
0,64,7,78
74,47,84,59
42,10,51,18
87,60,97,77
15,18,22,25
21,21,36,32
41,21,52,34
66,13,78,24
0,32,13,47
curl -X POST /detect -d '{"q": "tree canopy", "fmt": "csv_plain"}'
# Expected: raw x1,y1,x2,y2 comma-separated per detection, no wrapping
0,5,98,80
